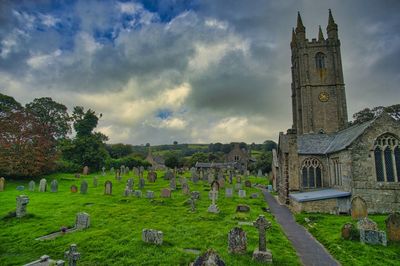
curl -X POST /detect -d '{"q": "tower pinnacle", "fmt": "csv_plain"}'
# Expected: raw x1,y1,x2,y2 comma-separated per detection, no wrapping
318,25,324,41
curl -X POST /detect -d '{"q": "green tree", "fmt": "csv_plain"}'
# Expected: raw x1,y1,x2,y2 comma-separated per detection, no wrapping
263,140,277,151
350,104,400,125
26,97,71,140
0,93,22,115
165,154,180,168
189,152,209,166
106,143,133,159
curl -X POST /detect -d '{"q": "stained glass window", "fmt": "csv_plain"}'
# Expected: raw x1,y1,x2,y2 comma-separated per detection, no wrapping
374,134,399,182
374,147,384,181
385,147,395,182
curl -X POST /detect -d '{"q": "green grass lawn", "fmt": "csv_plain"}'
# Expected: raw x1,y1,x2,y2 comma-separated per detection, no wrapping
295,213,400,266
0,171,300,265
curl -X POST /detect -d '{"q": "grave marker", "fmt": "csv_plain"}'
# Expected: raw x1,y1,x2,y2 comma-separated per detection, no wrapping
16,195,29,218
80,180,88,194
39,178,47,192
228,227,247,254
64,244,80,266
104,181,112,195
351,196,367,219
252,215,272,263
28,180,35,192
50,180,58,193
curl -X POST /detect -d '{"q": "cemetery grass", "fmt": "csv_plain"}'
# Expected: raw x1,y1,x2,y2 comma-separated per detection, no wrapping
296,213,400,266
0,172,300,266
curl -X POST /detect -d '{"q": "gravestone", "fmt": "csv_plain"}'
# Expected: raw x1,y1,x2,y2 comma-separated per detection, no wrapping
139,178,145,189
146,190,154,199
225,188,233,198
179,176,187,186
93,176,98,187
250,193,259,199
134,190,142,198
142,229,163,245
267,185,273,192
127,178,134,190
360,229,387,246
116,169,121,182
39,178,47,192
161,188,171,198
228,227,247,254
207,188,220,213
238,190,246,198
16,185,24,191
164,170,174,180
229,171,233,184
24,255,65,266
0,177,5,191
236,204,250,213
64,244,80,266
341,223,356,240
218,177,225,188
123,186,131,197
110,167,114,173
244,180,252,188
182,183,190,195
191,191,200,200
170,178,176,190
28,180,35,192
147,171,157,183
208,173,214,184
211,180,220,191
236,176,242,184
386,213,400,241
102,166,106,176
357,217,377,231
70,185,78,193
257,169,262,177
104,181,112,195
50,180,58,193
235,184,242,191
351,196,367,219
83,166,89,175
75,212,90,229
192,249,225,266
133,167,139,176
189,197,196,212
16,195,29,218
80,180,88,194
252,215,272,263
192,174,199,184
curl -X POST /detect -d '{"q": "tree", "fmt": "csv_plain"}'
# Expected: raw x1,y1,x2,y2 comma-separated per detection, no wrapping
25,97,71,140
351,104,400,125
173,141,178,145
0,93,22,115
165,154,180,168
189,152,209,166
106,143,133,159
263,140,277,151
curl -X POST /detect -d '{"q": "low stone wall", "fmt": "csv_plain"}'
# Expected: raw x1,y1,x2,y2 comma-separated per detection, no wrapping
290,198,338,214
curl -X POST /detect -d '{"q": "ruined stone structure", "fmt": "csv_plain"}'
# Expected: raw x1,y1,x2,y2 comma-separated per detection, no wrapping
275,10,400,214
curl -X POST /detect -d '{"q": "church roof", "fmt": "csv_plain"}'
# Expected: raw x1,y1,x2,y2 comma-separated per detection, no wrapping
290,189,351,202
298,119,375,154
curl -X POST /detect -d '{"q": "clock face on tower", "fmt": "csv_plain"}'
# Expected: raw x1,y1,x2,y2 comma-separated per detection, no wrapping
318,91,330,102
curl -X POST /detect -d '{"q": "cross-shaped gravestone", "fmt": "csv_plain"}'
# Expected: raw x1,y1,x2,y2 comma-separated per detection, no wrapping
64,244,80,266
253,215,271,252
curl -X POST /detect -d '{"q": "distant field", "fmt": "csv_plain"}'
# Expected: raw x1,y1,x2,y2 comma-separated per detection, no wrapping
0,171,299,265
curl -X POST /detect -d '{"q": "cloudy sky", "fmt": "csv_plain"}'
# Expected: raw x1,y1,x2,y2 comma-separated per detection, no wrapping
0,0,399,145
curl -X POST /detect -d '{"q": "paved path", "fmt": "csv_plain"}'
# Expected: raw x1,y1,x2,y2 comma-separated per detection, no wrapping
263,191,340,266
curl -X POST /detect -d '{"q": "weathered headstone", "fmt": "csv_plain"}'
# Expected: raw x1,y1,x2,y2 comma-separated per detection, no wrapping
16,185,24,191
164,170,174,180
104,181,112,195
236,204,250,213
93,176,98,187
211,180,220,191
257,169,262,177
170,178,176,190
75,212,90,229
16,195,29,218
70,185,78,193
64,244,80,266
50,180,58,193
207,188,220,213
39,178,47,192
244,180,251,188
252,215,272,263
182,183,190,195
0,177,5,191
146,190,154,199
28,180,35,192
191,191,200,200
142,229,163,245
235,183,242,191
267,185,273,192
147,171,157,183
101,166,106,176
139,178,145,189
351,196,367,219
218,177,225,188
192,249,225,266
225,188,233,198
83,166,89,175
386,213,400,241
127,178,134,190
250,193,259,199
357,217,377,231
189,197,196,212
228,227,247,254
360,229,387,246
341,223,356,240
123,186,131,197
238,189,246,198
80,180,88,194
161,188,171,198
134,190,142,198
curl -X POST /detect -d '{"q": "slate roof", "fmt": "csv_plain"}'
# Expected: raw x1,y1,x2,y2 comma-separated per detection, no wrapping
298,119,375,155
289,189,351,202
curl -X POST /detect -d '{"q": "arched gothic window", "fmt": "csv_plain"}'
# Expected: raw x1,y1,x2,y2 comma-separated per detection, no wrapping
374,133,400,182
315,52,325,69
301,158,323,189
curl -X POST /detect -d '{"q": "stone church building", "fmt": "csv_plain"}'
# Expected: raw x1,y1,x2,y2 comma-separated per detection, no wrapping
274,11,400,214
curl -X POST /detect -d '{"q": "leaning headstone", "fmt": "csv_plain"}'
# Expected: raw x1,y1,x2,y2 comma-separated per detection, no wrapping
93,176,98,187
386,213,400,241
75,212,90,229
207,188,220,213
252,215,273,263
139,178,145,189
146,190,154,199
28,180,35,192
50,180,58,193
142,229,163,245
80,180,88,194
351,196,367,219
0,177,5,191
161,188,171,198
16,195,29,218
228,227,247,254
83,166,89,175
189,197,196,212
192,249,225,266
244,180,252,188
39,178,47,192
225,188,233,198
104,181,112,195
238,189,246,198
70,185,78,193
64,244,80,266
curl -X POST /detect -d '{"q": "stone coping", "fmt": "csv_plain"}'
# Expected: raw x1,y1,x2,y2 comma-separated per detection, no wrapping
289,189,351,202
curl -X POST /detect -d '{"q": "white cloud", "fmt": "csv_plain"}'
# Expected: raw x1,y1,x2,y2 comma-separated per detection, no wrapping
27,49,62,69
39,13,60,27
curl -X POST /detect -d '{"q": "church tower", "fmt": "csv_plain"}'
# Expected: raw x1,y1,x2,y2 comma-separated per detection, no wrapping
290,10,348,135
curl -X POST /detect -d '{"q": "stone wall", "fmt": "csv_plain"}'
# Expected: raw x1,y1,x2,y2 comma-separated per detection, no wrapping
289,198,338,214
